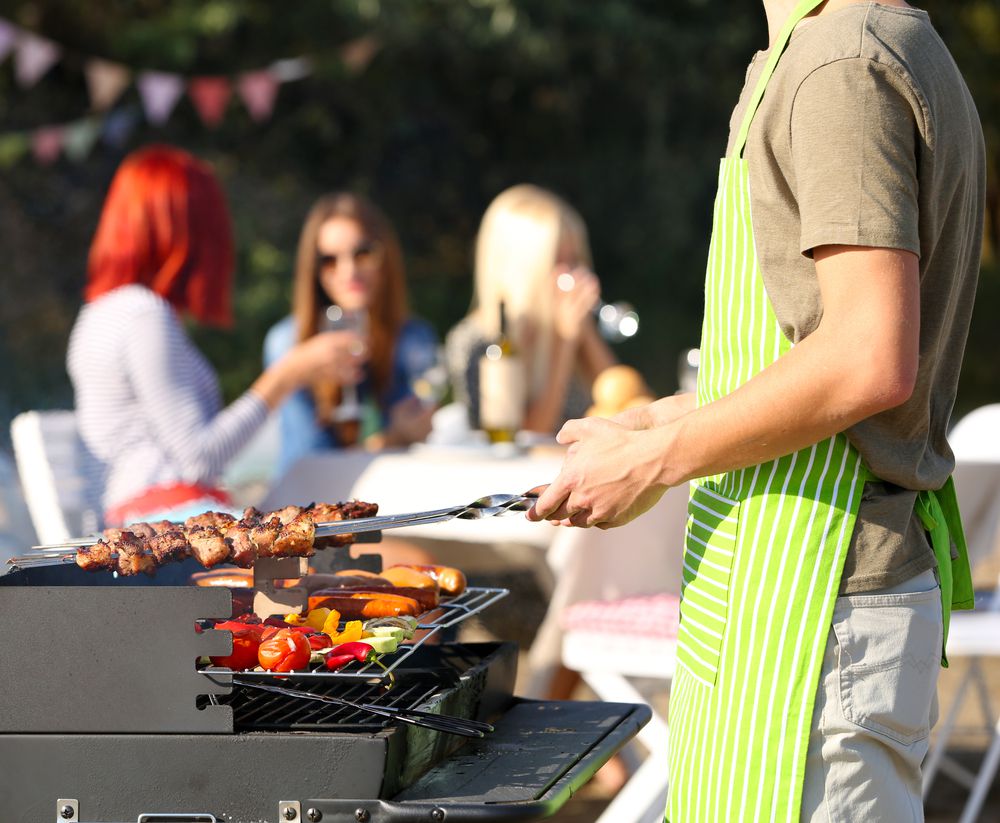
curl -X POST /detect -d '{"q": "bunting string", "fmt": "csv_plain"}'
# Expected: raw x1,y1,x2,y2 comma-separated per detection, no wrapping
0,16,378,165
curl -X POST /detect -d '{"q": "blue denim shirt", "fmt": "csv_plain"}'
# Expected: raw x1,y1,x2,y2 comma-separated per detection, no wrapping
263,315,438,476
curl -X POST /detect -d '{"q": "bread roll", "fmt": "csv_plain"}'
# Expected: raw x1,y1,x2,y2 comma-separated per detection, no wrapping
592,365,647,410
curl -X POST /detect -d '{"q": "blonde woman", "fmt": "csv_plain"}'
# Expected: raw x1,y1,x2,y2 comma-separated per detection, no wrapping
445,184,616,435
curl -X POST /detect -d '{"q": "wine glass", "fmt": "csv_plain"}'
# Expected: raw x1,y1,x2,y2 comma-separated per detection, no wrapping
320,305,368,424
408,345,450,408
556,271,640,343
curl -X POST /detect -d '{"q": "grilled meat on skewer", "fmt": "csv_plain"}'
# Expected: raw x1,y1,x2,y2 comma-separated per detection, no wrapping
184,511,237,531
148,529,190,565
114,532,156,577
186,525,230,568
72,501,376,573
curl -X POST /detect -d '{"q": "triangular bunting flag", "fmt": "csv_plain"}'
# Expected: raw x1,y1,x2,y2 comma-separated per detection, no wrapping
15,31,60,88
85,58,131,111
102,107,140,147
188,76,231,128
137,71,184,125
31,126,64,165
63,118,102,162
0,19,17,64
237,70,279,122
0,132,29,168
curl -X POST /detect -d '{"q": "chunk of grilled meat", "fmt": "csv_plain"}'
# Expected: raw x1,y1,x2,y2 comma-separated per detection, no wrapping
114,532,156,577
148,529,190,565
186,525,230,568
247,516,283,559
184,511,237,531
271,511,316,557
75,540,116,571
269,505,306,526
309,500,379,546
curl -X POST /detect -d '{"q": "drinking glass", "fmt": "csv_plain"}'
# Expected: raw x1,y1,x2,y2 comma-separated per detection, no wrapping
556,271,640,343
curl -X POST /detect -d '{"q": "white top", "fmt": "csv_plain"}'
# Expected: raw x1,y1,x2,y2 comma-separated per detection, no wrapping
67,285,267,510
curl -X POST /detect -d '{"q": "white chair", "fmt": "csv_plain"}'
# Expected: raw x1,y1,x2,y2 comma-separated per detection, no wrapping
921,456,1000,823
10,410,104,544
561,593,677,823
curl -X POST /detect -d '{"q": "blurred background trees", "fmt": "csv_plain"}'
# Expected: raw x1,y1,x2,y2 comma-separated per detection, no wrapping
0,0,997,442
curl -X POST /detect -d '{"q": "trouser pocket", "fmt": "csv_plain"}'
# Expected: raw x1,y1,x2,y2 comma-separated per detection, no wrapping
676,483,740,686
833,584,942,745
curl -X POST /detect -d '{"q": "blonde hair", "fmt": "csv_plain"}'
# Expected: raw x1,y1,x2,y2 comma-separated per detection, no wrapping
472,184,592,397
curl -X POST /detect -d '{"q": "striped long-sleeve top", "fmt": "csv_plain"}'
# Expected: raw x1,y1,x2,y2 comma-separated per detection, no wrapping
67,285,268,512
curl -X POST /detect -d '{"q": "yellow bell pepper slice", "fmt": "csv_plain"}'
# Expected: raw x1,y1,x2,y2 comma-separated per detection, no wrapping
305,607,331,631
326,618,362,644
283,612,307,625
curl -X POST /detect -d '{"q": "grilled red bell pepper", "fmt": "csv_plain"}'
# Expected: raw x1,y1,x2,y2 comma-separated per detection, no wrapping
323,641,376,672
210,623,264,670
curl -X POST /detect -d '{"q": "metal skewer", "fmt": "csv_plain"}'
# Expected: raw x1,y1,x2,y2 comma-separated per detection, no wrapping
9,492,541,569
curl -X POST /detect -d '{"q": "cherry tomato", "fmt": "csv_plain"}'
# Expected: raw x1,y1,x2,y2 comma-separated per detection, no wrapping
258,628,311,672
210,624,263,671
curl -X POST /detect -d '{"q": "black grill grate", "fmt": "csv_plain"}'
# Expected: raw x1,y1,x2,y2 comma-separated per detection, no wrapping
202,676,442,732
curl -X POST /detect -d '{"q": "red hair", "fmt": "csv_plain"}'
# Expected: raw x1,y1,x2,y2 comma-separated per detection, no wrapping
85,145,234,327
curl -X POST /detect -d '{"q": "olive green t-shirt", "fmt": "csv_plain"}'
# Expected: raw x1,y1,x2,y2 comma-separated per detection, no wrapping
725,4,985,593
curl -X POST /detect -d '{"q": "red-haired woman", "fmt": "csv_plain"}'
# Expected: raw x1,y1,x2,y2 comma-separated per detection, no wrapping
67,145,361,525
264,193,437,474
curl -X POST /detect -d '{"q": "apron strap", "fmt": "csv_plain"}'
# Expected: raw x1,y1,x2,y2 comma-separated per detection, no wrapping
732,0,829,159
915,477,975,667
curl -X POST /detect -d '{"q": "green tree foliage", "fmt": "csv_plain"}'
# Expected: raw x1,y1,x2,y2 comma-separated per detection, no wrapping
0,0,996,437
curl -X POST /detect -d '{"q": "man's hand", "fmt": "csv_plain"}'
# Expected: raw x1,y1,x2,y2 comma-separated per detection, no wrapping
527,416,670,529
611,393,696,431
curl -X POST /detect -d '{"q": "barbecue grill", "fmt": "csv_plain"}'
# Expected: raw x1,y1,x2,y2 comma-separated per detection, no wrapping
0,538,650,823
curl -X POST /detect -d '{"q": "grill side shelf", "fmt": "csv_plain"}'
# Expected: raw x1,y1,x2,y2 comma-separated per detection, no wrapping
0,586,235,734
203,587,510,684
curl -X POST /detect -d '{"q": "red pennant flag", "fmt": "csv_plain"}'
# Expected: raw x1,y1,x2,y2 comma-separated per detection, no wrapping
31,126,64,165
188,76,232,128
237,70,279,122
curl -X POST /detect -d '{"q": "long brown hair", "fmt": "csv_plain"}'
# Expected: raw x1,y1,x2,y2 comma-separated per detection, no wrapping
292,193,408,423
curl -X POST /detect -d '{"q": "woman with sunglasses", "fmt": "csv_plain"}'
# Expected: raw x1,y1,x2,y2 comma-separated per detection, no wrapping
264,193,438,474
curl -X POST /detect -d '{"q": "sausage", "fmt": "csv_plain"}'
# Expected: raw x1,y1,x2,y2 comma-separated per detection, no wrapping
389,564,467,596
307,590,423,619
297,573,393,594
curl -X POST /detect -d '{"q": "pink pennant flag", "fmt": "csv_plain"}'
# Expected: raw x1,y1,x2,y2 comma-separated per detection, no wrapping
0,19,18,64
85,58,131,111
137,71,184,125
237,70,279,122
188,76,232,128
31,126,64,165
15,31,60,88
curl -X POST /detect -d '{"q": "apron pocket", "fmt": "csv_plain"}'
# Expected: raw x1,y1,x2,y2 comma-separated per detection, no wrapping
833,586,942,746
676,483,740,686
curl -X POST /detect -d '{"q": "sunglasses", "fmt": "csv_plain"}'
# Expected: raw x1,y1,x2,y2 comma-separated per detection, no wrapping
316,242,378,272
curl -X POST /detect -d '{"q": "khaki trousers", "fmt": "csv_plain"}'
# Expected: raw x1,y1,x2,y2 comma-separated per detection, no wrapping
801,569,942,822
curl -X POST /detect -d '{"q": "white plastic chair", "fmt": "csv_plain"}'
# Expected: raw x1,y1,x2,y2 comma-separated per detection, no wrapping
561,593,677,823
10,410,104,544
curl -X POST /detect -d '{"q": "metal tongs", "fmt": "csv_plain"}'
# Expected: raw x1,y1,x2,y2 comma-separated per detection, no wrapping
233,678,495,738
311,491,541,539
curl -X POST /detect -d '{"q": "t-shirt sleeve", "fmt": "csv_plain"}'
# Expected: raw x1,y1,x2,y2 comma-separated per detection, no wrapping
790,57,921,258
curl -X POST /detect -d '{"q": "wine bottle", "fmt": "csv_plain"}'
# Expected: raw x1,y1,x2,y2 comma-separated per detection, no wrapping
478,300,526,443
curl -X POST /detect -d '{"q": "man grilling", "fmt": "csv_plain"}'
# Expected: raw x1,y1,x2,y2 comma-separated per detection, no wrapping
528,0,985,819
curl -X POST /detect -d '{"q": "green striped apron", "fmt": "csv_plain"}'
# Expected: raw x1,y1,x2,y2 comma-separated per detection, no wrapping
665,1,972,819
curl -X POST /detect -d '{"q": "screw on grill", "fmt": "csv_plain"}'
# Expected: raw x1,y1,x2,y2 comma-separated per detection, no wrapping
59,806,74,820
355,809,370,822
284,807,298,821
307,810,323,822
431,809,446,821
